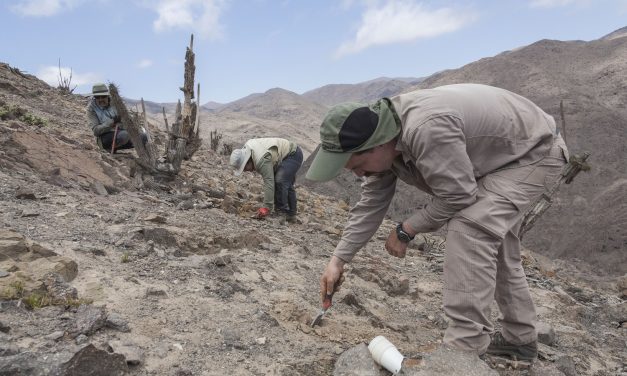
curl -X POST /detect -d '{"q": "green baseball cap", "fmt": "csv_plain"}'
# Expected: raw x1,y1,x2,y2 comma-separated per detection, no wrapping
305,98,400,182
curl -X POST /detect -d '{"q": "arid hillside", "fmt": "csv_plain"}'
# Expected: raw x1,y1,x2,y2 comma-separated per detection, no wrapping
0,58,626,376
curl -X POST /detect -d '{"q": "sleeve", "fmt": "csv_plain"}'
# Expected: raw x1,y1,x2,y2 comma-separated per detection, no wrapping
87,107,114,137
334,171,397,263
256,153,275,210
404,115,478,233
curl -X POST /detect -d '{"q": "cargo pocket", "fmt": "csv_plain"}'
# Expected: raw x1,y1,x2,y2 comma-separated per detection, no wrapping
458,175,530,239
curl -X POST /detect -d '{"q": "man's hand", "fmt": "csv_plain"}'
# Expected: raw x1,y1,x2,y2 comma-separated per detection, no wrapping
384,222,416,258
319,256,345,303
112,115,122,124
256,207,270,219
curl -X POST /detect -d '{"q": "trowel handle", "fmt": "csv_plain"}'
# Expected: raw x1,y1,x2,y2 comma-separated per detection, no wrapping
322,293,333,310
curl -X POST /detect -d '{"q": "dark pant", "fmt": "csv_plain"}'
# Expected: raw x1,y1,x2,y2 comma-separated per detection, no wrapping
100,130,148,152
274,147,303,216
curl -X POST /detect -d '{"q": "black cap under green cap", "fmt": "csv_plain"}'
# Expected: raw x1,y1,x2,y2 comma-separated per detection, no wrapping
306,98,400,182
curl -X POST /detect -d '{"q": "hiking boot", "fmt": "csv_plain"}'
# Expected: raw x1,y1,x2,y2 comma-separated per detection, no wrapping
486,332,537,361
286,214,297,224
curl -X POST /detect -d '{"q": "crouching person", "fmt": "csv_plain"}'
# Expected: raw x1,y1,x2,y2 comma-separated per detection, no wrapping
229,138,303,222
86,83,147,153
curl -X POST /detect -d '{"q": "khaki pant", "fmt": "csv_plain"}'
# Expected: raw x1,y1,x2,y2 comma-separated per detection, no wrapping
442,140,567,353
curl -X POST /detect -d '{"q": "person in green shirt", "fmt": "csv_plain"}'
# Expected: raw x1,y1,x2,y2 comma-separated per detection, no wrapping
229,137,303,221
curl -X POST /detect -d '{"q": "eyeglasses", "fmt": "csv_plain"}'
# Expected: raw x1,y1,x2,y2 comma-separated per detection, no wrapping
94,96,109,100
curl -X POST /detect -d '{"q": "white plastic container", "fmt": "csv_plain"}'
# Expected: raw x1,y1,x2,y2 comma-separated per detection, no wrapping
368,335,404,374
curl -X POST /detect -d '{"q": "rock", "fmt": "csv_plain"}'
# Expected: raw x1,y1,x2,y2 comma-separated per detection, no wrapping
405,346,497,375
259,242,281,253
20,210,40,217
0,231,78,298
529,362,566,375
45,331,64,341
176,199,195,210
222,328,247,350
0,321,10,333
61,344,128,376
209,255,232,267
0,269,8,278
15,187,36,200
91,181,109,196
0,353,49,376
106,312,131,332
143,213,167,223
536,321,556,346
69,305,107,338
43,272,78,301
75,334,89,345
0,342,19,356
555,355,578,376
108,340,145,365
333,343,380,376
145,286,168,298
255,337,267,345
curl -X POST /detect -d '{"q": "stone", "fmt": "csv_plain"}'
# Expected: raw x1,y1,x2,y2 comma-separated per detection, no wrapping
75,334,89,345
106,312,131,332
143,213,167,223
45,331,65,341
554,355,577,376
15,188,36,200
43,272,78,301
61,344,128,376
145,286,168,298
536,321,556,346
405,346,497,376
529,363,566,376
91,181,109,196
69,305,107,338
0,321,10,333
108,340,145,365
255,337,267,345
222,328,247,350
333,343,380,376
0,270,9,278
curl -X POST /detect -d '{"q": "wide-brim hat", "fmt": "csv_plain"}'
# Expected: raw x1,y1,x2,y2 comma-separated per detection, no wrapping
91,83,110,97
229,146,252,176
305,99,400,182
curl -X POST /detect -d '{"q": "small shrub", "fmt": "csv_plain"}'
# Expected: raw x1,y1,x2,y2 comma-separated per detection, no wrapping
221,142,233,156
210,129,222,152
1,280,25,299
20,113,47,127
0,104,47,126
23,292,51,309
121,251,130,263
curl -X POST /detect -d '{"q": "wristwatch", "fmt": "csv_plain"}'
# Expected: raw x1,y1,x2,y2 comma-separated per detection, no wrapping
396,223,415,243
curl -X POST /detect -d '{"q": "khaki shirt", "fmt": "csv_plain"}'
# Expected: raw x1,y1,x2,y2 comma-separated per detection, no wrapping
245,138,297,210
334,84,559,262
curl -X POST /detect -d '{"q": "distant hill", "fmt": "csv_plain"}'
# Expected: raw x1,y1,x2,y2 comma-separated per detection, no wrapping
202,88,329,155
302,77,424,106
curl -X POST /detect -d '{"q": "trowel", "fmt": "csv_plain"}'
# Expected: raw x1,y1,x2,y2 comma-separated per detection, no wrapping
311,292,334,327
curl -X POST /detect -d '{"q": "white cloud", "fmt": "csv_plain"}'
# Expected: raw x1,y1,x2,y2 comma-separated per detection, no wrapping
150,0,227,40
137,59,153,68
335,1,477,58
529,0,578,7
529,0,603,7
10,0,81,17
36,65,102,88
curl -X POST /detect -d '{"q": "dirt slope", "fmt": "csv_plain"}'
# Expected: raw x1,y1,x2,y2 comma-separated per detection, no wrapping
0,63,625,376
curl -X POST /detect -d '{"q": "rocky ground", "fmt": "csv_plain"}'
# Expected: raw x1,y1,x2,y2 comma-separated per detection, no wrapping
0,63,626,375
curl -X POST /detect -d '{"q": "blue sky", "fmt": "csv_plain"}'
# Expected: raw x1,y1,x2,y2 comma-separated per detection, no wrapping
2,0,626,104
